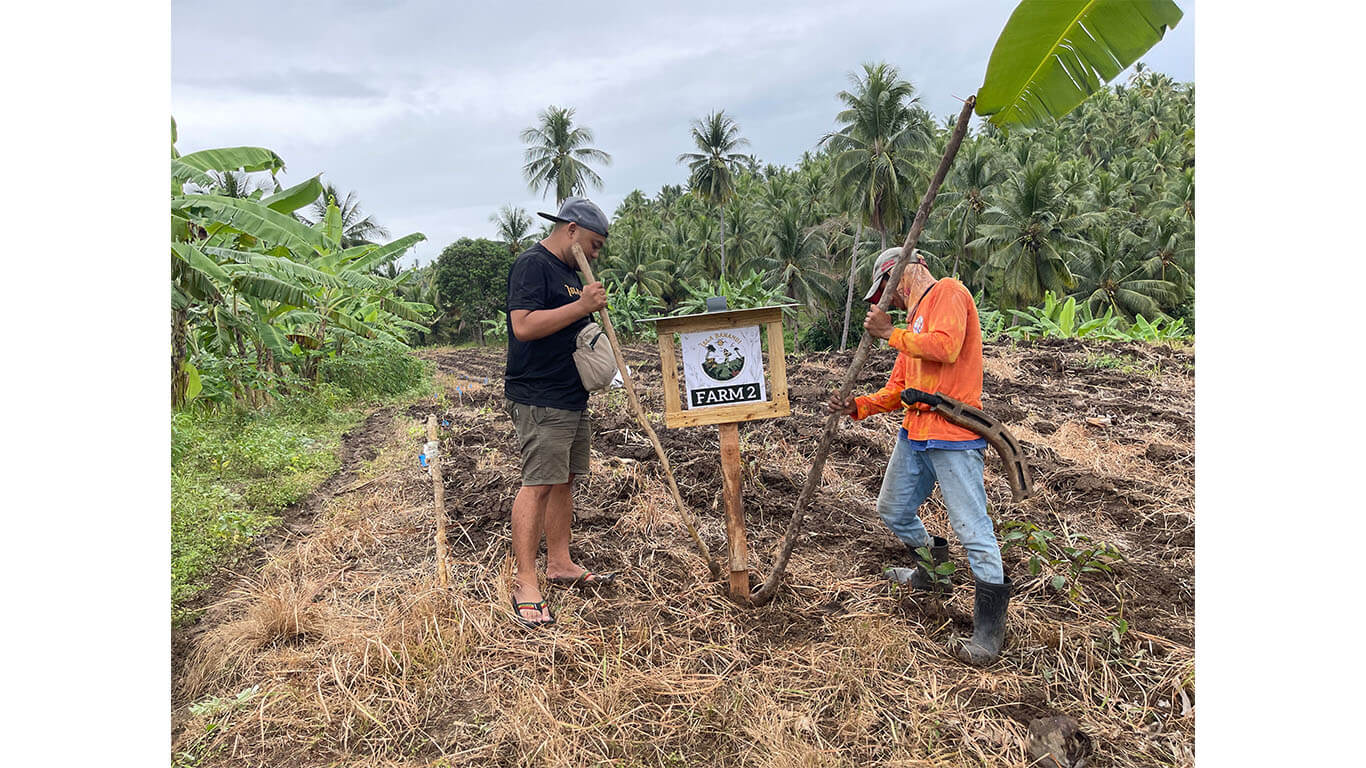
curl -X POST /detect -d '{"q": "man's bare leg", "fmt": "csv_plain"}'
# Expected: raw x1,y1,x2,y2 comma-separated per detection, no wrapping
510,483,553,622
544,476,585,580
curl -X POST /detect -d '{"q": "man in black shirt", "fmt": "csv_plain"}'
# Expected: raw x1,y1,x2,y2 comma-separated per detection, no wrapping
504,196,617,627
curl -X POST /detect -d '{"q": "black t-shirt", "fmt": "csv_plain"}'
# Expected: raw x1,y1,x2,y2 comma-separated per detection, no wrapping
504,243,590,411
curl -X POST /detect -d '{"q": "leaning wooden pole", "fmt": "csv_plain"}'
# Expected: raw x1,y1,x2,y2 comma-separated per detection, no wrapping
426,414,451,588
750,95,977,607
571,244,721,580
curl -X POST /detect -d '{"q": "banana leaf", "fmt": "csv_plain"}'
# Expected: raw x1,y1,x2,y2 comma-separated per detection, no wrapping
174,194,329,254
178,146,285,175
323,201,343,249
172,159,215,189
325,308,375,339
976,0,1184,128
229,273,313,308
262,174,324,215
207,248,346,291
346,233,426,274
184,361,203,402
171,242,231,283
378,296,433,324
252,316,297,360
393,318,433,335
286,332,324,350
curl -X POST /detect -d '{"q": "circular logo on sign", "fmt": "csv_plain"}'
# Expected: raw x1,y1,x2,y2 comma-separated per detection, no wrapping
701,339,745,381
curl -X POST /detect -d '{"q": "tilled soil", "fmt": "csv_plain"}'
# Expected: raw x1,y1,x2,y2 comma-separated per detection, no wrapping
422,339,1193,646
172,337,1194,767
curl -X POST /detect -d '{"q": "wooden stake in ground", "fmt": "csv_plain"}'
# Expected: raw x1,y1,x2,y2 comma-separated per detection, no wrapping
717,421,749,598
571,243,721,580
749,95,978,607
426,414,451,588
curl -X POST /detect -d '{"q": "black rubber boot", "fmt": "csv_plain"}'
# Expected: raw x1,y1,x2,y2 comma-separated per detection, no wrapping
956,575,1012,666
887,535,951,592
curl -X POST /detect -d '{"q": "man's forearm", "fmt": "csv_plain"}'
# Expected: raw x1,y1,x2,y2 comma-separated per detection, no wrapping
888,327,962,363
511,302,590,342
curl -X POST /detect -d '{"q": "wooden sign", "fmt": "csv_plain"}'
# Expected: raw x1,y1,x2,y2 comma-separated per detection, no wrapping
644,305,793,601
650,306,791,430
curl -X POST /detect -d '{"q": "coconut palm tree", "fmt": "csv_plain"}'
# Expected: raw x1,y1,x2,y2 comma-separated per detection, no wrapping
1070,225,1178,319
598,233,674,298
822,62,933,252
945,141,1008,283
201,170,274,199
1154,166,1194,222
722,194,761,275
301,183,390,248
822,62,932,351
1137,211,1194,298
793,152,833,226
489,204,535,256
615,189,651,220
969,160,1100,310
677,110,750,278
655,184,684,216
520,105,612,204
755,202,836,352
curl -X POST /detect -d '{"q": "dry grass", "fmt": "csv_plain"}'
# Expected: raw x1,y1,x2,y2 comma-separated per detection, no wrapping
173,342,1194,768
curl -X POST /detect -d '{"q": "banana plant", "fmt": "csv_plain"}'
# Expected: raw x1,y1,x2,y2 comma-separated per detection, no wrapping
170,119,432,406
277,200,432,380
173,122,301,406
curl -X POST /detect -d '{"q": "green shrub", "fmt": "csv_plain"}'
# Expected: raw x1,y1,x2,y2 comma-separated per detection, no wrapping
672,270,793,315
319,344,430,400
607,284,663,342
481,311,509,343
799,313,840,351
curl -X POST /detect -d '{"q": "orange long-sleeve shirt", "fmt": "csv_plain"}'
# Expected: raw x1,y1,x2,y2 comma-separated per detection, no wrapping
852,277,984,442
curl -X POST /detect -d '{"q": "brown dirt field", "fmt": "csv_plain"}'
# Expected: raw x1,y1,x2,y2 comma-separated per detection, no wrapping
172,337,1194,767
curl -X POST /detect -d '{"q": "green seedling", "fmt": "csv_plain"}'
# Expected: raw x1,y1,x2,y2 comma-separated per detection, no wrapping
1001,520,1123,602
913,545,956,591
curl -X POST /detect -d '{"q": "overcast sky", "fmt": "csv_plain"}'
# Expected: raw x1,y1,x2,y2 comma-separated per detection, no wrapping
172,0,1194,266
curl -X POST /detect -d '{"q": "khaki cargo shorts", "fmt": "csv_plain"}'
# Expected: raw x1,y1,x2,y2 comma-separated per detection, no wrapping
504,399,591,486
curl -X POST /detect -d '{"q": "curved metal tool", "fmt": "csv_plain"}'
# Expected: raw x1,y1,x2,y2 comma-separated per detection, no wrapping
900,387,1035,502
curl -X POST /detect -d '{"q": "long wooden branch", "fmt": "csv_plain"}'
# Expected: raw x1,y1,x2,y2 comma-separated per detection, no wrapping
572,244,721,579
749,95,977,607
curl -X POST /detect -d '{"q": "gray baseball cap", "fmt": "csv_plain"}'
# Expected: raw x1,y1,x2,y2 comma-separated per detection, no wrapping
537,196,610,237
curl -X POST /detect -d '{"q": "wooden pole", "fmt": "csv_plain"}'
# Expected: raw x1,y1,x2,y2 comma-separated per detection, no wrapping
717,421,749,601
749,95,978,607
427,414,451,588
571,244,721,579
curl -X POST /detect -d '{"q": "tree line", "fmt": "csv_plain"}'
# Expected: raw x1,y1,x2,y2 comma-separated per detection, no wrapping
428,62,1193,350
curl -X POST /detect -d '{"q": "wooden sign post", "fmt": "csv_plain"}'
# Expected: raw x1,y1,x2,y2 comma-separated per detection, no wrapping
646,305,792,601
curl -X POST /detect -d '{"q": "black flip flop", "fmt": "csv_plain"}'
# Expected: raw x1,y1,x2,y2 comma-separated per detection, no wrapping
547,571,618,592
511,597,554,628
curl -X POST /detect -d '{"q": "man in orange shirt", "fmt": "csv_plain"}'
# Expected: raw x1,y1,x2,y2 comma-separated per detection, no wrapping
827,247,1010,666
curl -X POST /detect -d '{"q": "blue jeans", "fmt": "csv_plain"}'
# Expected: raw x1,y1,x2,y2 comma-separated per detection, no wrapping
876,430,1003,583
